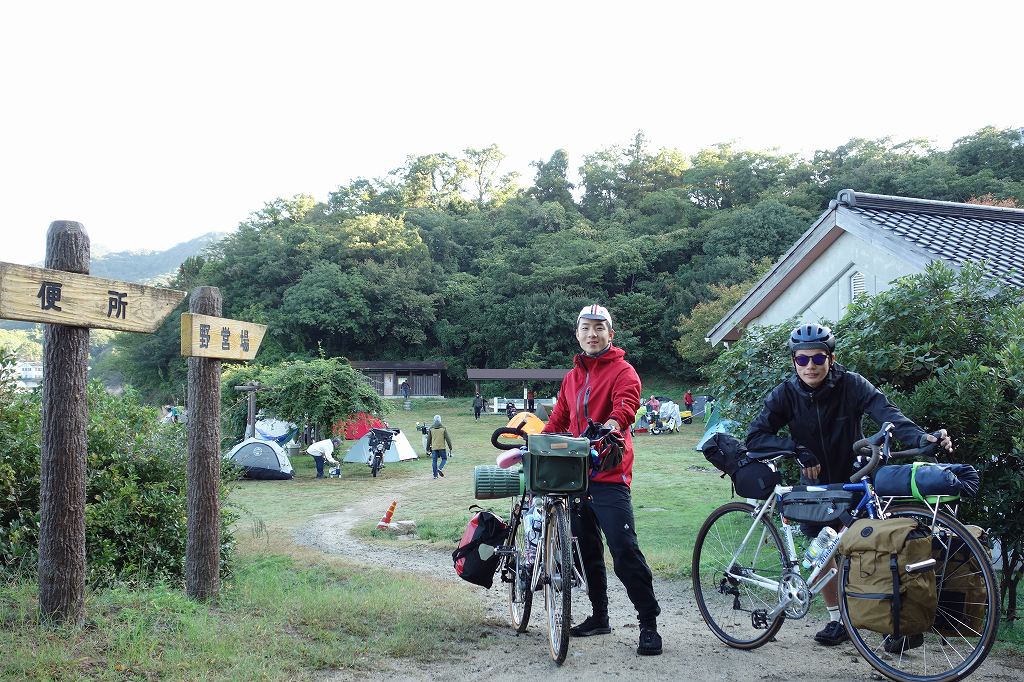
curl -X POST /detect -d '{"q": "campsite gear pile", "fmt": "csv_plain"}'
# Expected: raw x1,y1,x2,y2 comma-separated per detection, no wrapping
838,518,937,638
700,432,781,499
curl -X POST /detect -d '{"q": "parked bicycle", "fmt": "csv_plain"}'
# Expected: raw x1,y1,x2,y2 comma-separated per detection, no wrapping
692,423,999,682
483,426,615,665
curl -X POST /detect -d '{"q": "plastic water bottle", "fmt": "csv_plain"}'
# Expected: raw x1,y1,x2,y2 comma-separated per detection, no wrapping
802,527,839,569
524,500,542,563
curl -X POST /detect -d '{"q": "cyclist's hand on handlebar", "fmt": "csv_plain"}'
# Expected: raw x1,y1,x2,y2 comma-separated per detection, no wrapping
596,430,625,472
919,429,953,454
795,446,820,481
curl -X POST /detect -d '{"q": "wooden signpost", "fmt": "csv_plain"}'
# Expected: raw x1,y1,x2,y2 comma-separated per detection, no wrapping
0,222,186,625
180,313,266,361
180,299,266,601
0,262,185,332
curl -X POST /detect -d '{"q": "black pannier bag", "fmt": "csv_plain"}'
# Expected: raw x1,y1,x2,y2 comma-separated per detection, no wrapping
701,433,780,500
839,518,937,637
452,507,507,588
874,462,980,501
779,490,857,525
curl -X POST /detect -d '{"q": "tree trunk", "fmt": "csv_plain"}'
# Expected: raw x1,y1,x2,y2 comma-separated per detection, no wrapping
38,221,90,625
185,286,222,601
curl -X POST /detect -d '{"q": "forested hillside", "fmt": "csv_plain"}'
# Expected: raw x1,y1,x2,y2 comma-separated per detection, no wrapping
114,128,1024,401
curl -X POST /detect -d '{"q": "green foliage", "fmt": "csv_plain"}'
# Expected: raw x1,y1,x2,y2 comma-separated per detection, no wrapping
705,263,1024,619
221,357,388,442
0,360,236,586
109,128,1024,399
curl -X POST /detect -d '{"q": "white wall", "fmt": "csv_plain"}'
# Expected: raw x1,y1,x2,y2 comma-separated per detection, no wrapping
750,231,922,328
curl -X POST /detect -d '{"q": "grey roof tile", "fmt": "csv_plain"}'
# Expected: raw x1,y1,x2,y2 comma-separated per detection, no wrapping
841,192,1024,289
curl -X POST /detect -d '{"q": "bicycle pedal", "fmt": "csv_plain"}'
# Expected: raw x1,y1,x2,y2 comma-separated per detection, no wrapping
751,609,770,629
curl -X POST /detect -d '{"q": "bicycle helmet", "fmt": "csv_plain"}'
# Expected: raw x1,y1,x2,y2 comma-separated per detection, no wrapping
787,323,835,353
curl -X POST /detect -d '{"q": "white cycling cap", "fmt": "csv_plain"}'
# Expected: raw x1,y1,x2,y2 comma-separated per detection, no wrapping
577,304,613,328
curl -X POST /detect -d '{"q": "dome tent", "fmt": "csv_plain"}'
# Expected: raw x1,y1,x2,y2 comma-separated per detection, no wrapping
225,438,294,480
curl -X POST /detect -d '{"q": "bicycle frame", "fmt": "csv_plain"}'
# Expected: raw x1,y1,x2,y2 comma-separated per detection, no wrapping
723,478,880,622
529,494,588,595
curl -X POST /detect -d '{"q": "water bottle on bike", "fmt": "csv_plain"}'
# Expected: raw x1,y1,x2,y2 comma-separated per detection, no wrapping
802,527,838,569
524,499,542,564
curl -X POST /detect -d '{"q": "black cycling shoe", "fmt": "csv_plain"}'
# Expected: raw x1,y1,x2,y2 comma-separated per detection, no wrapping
883,633,924,653
814,621,849,646
569,615,611,637
637,627,663,656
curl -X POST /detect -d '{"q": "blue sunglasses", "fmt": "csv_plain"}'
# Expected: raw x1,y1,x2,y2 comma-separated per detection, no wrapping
794,353,829,367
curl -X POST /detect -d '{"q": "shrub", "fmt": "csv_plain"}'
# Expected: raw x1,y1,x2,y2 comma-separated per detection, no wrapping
0,358,236,587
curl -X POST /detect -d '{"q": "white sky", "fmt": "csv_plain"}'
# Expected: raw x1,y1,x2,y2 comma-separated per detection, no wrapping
3,1,1022,264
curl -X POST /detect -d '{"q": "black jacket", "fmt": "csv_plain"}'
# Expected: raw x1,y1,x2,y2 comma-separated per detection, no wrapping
745,363,926,484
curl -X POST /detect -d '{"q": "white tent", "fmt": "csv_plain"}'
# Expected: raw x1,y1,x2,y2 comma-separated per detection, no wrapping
225,438,294,479
343,431,419,464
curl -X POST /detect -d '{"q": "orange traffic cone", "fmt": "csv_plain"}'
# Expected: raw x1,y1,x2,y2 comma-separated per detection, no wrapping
377,500,398,529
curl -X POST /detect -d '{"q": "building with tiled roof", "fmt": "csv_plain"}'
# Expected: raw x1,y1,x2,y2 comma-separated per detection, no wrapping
708,189,1024,345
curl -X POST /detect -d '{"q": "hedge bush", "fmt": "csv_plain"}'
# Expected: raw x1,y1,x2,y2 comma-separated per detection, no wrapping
0,355,236,587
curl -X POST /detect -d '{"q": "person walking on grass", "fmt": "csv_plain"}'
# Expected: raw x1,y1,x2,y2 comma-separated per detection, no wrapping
543,303,662,657
473,392,484,420
427,414,453,479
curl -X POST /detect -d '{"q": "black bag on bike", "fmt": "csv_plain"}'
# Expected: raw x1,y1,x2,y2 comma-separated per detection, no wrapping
779,490,856,525
838,518,937,637
452,507,507,589
701,433,780,500
932,524,989,637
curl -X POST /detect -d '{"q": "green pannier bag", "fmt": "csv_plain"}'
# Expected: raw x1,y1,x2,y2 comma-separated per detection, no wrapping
839,518,937,637
524,434,590,494
933,525,989,637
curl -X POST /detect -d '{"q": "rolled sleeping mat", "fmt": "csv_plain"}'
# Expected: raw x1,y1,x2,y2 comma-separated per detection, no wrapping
474,464,524,499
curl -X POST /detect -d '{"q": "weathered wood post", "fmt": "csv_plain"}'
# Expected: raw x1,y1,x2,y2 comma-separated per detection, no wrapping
38,221,90,625
185,286,222,600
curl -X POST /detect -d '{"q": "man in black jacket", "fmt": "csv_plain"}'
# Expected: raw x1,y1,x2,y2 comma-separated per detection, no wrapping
746,323,952,646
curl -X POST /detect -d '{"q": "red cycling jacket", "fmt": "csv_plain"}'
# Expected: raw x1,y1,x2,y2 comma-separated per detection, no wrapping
543,344,642,485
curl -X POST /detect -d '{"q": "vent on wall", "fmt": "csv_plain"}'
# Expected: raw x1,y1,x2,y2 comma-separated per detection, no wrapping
850,271,867,299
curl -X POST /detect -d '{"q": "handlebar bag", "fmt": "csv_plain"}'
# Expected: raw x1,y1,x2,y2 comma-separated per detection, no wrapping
701,433,781,500
779,490,856,525
874,462,980,501
838,518,937,637
452,508,507,589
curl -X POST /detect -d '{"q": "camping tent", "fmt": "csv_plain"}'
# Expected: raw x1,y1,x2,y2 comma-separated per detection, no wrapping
343,430,419,464
336,412,387,440
225,438,294,479
254,418,296,445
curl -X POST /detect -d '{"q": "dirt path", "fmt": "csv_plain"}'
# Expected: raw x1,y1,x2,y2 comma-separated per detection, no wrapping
294,476,1022,682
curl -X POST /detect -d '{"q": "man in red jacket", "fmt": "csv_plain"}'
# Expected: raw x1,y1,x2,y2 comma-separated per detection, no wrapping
543,304,662,656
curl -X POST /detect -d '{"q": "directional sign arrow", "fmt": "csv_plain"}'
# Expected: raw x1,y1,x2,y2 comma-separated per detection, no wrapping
180,313,267,361
0,262,186,333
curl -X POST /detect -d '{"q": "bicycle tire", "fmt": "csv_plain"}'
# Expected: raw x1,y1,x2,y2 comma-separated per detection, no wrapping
491,426,527,451
544,502,572,665
370,455,382,477
507,499,533,633
840,506,999,682
692,501,787,649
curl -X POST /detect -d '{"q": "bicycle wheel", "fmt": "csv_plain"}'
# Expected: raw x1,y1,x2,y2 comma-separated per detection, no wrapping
692,501,787,649
506,499,533,633
544,502,572,665
370,455,382,477
840,506,1000,682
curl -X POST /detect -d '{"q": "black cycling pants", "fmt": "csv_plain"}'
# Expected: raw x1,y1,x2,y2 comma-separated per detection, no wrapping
572,481,661,626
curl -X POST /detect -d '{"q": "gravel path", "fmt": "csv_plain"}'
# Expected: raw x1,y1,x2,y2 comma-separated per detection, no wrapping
293,477,1022,682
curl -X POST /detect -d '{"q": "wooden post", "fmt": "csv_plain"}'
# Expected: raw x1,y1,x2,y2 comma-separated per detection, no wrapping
38,221,90,625
185,286,222,600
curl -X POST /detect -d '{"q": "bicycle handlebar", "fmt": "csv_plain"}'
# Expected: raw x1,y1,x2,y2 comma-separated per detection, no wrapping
849,423,943,482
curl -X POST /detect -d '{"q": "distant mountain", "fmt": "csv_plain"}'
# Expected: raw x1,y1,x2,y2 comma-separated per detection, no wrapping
0,232,226,331
90,232,226,284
